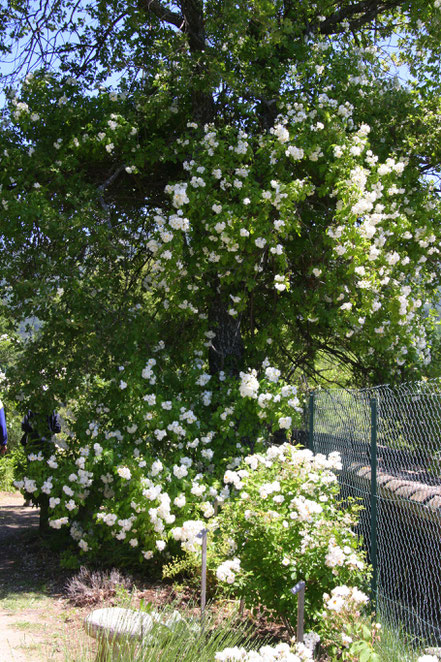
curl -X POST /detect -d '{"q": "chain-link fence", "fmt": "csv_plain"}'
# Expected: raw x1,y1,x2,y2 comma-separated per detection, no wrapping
309,381,441,647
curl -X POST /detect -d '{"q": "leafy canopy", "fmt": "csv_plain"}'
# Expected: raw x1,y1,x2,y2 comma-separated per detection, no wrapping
1,0,441,400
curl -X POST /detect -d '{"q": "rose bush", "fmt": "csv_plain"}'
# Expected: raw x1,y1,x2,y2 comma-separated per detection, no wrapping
6,64,441,566
206,444,368,632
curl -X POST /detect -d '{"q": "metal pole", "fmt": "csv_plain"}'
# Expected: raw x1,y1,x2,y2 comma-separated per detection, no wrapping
308,392,315,452
199,529,207,623
291,580,305,643
370,397,378,609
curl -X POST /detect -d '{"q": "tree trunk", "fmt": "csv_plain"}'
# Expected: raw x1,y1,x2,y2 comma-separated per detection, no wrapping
208,297,244,376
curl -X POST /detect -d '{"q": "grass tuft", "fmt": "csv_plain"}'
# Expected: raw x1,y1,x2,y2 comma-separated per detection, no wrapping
66,602,268,662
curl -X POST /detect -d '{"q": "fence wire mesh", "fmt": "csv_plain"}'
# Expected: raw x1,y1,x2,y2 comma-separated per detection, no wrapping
310,380,441,647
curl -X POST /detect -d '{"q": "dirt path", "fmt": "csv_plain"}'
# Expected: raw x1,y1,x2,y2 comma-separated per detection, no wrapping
0,492,41,661
0,492,90,662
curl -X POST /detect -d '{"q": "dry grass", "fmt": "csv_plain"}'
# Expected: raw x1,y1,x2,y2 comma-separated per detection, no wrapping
65,567,133,607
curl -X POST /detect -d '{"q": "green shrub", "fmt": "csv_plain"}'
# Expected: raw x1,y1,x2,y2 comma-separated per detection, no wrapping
0,445,25,491
0,454,15,491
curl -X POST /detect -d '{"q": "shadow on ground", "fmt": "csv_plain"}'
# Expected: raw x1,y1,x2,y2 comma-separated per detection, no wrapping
0,496,71,603
0,505,39,536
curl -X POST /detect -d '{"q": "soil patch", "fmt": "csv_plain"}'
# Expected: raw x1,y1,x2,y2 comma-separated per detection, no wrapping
0,492,91,662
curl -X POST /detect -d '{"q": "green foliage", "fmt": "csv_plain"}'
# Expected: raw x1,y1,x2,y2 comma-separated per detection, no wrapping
319,588,381,661
59,551,82,571
0,453,15,491
162,553,210,592
0,444,26,490
1,0,441,406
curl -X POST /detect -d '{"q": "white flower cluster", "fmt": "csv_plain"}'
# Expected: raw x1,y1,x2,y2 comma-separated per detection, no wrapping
215,641,313,661
49,516,69,529
224,468,248,490
323,584,369,613
117,466,132,480
216,558,241,584
278,416,292,429
96,512,118,526
325,537,364,572
239,370,259,398
142,358,157,383
165,182,189,208
291,495,323,522
239,369,302,427
14,478,37,493
242,445,341,476
170,520,206,553
265,366,281,382
258,480,280,499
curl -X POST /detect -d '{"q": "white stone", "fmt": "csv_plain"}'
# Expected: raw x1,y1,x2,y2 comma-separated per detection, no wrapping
424,648,441,658
85,607,154,641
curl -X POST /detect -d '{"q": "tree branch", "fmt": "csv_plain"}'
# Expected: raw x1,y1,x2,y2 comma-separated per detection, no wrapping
97,166,125,223
79,11,129,74
314,0,405,36
141,0,184,30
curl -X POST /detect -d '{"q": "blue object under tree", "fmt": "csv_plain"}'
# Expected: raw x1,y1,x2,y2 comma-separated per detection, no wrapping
0,399,7,450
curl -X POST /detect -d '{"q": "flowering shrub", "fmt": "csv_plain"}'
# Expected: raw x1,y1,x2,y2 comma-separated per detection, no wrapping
209,444,368,631
14,363,302,561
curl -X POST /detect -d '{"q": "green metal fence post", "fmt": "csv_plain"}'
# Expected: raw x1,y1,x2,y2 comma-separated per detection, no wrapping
370,397,378,609
308,392,315,452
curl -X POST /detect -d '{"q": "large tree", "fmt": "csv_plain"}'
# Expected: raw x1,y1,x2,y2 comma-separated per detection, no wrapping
0,0,440,395
1,0,441,558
